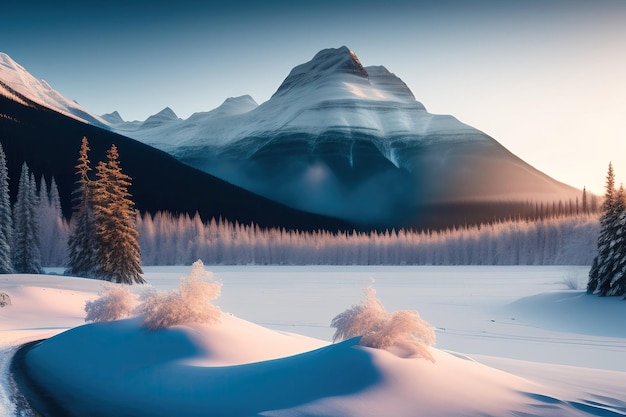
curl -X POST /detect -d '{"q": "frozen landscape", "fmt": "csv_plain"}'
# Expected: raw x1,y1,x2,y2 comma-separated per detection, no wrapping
1,265,625,416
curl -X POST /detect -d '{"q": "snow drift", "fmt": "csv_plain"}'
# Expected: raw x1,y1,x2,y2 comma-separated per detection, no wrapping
2,266,626,417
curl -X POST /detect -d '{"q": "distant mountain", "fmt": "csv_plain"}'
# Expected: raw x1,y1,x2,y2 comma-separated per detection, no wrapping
140,107,180,130
0,53,108,128
0,94,353,232
100,110,125,125
111,46,580,228
100,110,143,131
0,49,580,230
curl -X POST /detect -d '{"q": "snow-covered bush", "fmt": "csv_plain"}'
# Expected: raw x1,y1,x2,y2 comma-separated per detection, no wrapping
0,291,11,307
331,287,436,362
85,285,135,322
138,260,221,330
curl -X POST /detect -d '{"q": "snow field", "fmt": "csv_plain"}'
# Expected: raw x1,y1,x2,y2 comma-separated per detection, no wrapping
1,266,625,416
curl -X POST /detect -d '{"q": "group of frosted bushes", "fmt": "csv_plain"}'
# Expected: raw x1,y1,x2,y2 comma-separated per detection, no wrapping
85,260,436,361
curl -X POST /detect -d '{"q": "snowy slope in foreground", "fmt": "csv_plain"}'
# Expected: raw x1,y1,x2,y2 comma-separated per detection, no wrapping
1,269,625,416
0,53,107,127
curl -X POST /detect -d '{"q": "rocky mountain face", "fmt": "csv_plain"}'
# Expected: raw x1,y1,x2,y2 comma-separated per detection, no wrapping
112,46,579,228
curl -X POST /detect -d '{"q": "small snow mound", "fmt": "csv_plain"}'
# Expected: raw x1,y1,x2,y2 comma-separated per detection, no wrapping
331,286,436,361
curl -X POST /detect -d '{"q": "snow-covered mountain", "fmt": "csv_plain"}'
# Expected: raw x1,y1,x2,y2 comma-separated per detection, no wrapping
0,53,107,127
0,48,580,229
139,106,180,129
115,46,579,228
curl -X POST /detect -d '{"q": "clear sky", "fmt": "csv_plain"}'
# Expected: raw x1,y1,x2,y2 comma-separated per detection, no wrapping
2,0,625,195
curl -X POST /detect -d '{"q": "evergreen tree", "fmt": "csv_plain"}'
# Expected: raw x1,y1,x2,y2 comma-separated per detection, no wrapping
37,176,68,267
66,137,98,277
92,144,145,284
12,163,43,273
598,185,626,295
0,143,14,273
588,163,625,295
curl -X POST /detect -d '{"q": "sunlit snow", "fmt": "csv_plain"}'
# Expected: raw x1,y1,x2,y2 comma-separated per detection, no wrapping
1,265,625,416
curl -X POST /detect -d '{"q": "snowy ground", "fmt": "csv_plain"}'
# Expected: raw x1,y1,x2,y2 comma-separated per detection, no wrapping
1,265,625,416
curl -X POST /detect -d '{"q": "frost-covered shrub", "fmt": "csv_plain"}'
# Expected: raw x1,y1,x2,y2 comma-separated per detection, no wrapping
138,260,221,330
0,291,11,307
331,287,436,362
85,285,136,322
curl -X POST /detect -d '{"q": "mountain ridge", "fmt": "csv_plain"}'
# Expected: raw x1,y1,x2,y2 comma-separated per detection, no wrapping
0,48,581,229
0,93,353,232
103,46,578,227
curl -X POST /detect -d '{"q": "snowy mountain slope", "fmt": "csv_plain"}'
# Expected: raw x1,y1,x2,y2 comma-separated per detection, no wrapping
0,49,580,229
116,46,579,228
0,53,108,127
0,93,353,232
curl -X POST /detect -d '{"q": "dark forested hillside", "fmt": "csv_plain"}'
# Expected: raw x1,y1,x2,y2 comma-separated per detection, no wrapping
0,94,353,232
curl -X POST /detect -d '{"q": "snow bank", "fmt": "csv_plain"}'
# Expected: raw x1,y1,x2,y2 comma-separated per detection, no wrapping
2,267,626,416
507,290,626,337
24,314,623,417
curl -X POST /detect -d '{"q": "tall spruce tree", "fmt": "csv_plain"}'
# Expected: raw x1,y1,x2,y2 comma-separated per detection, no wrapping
92,144,145,284
603,185,626,297
66,137,98,277
0,143,14,273
38,176,68,267
588,163,626,295
12,163,43,274
607,210,626,297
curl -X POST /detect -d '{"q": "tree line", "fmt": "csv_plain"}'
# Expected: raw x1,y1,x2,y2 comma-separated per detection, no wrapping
0,138,602,277
0,142,67,273
0,139,143,283
136,211,598,266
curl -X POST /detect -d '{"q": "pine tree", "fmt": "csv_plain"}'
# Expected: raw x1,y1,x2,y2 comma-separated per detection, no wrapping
37,176,68,267
0,143,14,273
598,185,626,295
588,163,625,295
92,144,145,284
12,163,43,274
66,137,98,277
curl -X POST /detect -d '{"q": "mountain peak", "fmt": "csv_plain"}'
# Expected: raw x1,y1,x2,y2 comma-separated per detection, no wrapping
155,107,178,119
365,65,417,102
0,52,22,72
100,110,125,124
273,46,368,97
0,52,108,127
140,107,180,129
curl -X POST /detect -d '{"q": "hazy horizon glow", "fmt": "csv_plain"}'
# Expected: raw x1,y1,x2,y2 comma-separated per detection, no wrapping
2,0,625,195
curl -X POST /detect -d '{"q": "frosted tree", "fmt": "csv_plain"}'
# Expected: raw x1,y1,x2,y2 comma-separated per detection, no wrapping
597,185,626,296
66,137,98,277
37,176,68,266
92,144,145,284
588,163,626,295
0,143,13,273
12,163,43,274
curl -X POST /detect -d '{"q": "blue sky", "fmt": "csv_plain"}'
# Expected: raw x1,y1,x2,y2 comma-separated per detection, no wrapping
2,0,625,194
